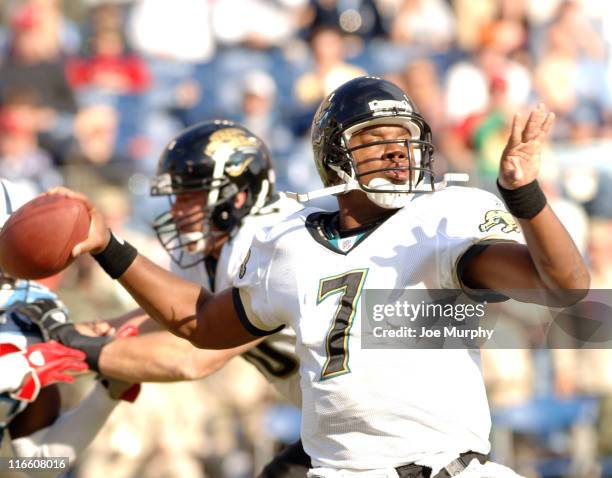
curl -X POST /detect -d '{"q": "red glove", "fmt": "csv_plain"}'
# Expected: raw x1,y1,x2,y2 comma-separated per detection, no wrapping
100,323,141,403
12,341,88,402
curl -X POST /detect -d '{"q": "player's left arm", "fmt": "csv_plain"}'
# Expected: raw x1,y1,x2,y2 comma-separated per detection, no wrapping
462,104,590,304
74,310,263,382
97,322,264,382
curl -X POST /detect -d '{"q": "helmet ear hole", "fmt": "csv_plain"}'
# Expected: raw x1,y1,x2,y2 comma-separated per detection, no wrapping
211,202,237,232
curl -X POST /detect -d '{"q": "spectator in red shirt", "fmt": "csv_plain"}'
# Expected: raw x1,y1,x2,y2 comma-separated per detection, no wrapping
67,28,150,95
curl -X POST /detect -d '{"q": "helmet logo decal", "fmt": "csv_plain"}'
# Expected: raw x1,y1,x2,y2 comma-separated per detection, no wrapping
225,155,255,177
368,100,412,115
204,128,256,159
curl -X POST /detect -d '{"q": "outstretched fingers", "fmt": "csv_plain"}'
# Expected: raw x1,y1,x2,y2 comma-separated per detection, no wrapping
509,112,524,148
522,104,546,142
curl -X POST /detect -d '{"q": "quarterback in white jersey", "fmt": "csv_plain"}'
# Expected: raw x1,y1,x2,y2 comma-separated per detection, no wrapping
59,78,589,478
234,187,519,470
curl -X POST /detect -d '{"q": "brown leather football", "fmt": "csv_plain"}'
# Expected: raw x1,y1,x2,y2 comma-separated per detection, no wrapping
0,195,90,279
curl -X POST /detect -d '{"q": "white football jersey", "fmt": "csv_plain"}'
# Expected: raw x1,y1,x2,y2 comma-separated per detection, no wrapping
234,187,524,471
172,194,303,406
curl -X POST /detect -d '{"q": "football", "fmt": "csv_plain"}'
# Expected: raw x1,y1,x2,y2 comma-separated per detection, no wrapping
0,195,90,279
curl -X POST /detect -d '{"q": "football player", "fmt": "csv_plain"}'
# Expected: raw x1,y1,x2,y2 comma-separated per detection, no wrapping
0,178,139,478
36,121,307,477
149,121,302,411
51,77,589,478
150,120,306,476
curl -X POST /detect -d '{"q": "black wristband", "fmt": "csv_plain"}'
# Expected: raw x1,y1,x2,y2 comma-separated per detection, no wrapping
92,231,138,279
496,179,547,219
54,324,111,372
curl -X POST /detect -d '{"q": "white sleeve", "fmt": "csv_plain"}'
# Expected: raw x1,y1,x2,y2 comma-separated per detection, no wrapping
10,382,118,476
232,231,286,336
439,188,525,291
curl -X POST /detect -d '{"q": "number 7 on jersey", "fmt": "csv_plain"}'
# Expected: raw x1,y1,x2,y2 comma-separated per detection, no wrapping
317,269,368,380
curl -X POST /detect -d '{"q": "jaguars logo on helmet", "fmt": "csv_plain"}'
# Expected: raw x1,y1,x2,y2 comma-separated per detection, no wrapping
150,120,275,268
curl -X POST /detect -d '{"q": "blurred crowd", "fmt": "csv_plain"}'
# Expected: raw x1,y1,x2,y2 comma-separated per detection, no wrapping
2,0,612,477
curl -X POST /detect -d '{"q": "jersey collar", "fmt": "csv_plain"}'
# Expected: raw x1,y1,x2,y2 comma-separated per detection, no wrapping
305,210,397,256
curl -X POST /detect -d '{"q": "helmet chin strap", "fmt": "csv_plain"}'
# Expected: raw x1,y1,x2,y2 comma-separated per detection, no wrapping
364,177,415,209
285,181,357,203
286,164,361,202
332,167,414,209
285,165,470,205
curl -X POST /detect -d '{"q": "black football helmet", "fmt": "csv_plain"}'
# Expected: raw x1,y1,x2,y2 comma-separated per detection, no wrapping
311,76,435,208
150,120,275,268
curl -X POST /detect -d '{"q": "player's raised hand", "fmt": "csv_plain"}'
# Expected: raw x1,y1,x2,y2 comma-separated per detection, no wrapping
45,187,111,256
499,103,555,190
